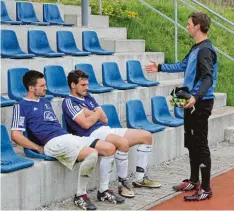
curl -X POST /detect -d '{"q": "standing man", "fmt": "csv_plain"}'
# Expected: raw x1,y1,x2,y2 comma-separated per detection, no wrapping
62,70,161,199
11,70,123,210
146,12,218,201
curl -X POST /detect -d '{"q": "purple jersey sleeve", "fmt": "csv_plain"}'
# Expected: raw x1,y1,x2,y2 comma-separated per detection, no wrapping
63,98,83,120
11,104,26,131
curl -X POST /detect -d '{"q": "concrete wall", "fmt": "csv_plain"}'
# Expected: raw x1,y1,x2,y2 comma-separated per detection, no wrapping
1,106,234,210
1,52,166,95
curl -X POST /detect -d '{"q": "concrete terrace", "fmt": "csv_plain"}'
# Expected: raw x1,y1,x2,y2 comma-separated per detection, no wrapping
1,1,234,210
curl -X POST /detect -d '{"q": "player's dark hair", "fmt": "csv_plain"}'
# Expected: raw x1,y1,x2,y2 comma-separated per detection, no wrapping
67,69,89,89
23,70,44,91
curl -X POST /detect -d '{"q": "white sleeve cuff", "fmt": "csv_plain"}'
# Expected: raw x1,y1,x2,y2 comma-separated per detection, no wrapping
11,128,25,132
72,109,83,120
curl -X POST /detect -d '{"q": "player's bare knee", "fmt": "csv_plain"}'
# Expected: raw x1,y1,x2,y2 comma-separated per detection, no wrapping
105,144,116,156
77,147,97,161
142,131,153,145
118,137,129,152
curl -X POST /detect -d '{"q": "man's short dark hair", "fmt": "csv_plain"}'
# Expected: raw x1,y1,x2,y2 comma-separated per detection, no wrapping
23,70,44,91
67,70,89,89
189,12,211,33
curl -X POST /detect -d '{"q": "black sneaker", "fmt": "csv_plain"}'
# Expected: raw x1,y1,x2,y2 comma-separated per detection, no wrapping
184,188,212,201
97,189,125,204
74,194,97,210
172,179,200,191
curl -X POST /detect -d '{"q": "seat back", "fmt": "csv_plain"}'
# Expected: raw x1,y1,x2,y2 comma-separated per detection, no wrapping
61,113,68,131
126,100,148,127
75,63,99,85
44,65,69,92
16,2,39,22
102,62,124,86
151,96,171,119
43,4,63,23
57,30,78,52
0,96,16,107
127,60,146,82
1,125,16,156
82,31,102,51
0,30,23,55
28,30,52,53
8,68,29,101
1,1,11,21
174,107,184,119
101,104,122,128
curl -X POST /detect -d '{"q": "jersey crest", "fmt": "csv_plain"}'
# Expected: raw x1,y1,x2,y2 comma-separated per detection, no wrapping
44,111,57,121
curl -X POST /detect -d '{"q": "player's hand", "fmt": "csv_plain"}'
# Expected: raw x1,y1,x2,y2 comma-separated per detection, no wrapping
99,115,108,124
184,96,196,109
37,146,44,154
96,108,108,124
145,61,159,73
81,106,93,117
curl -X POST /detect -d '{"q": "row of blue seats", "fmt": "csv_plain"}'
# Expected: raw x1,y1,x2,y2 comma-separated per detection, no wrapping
3,61,159,103
0,29,114,59
1,100,184,172
1,1,73,26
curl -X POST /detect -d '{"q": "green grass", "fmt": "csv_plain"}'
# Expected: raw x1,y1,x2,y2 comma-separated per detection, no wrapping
107,0,234,106
27,0,234,105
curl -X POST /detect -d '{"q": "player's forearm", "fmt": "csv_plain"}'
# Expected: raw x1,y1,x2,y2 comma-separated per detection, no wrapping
83,111,102,129
11,130,41,151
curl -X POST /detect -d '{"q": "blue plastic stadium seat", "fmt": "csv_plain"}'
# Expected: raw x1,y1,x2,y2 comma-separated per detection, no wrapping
174,107,184,119
102,62,138,90
101,104,122,128
43,4,73,26
0,96,17,107
44,65,69,97
1,30,35,59
16,2,49,26
24,148,56,161
151,96,184,127
82,31,115,55
126,100,165,133
8,68,53,101
1,1,22,25
57,31,90,56
28,30,65,57
75,64,113,93
1,125,34,173
62,113,68,131
127,60,160,87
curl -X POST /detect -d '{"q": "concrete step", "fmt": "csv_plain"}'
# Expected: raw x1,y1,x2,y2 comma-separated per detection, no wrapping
2,0,91,23
147,71,185,82
100,39,145,52
1,78,184,132
1,87,226,138
224,126,234,143
1,106,234,210
1,24,127,53
1,52,169,94
64,14,109,28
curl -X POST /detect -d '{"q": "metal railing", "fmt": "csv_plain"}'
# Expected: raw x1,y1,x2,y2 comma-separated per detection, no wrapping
98,0,234,63
191,0,234,27
137,0,234,63
180,0,234,35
